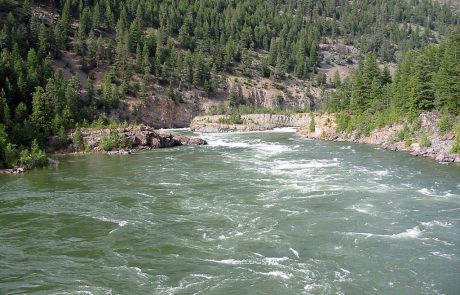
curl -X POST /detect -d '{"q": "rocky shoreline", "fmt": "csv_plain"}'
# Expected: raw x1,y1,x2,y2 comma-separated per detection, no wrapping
64,126,207,154
296,112,460,164
0,126,207,175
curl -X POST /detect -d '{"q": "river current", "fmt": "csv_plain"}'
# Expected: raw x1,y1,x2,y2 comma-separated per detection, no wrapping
0,129,459,294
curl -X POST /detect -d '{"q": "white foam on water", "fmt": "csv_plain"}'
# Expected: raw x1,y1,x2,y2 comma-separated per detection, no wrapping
264,271,293,280
280,209,301,216
374,170,389,176
272,127,298,133
274,160,340,170
289,248,300,258
439,207,460,212
129,266,149,279
431,252,454,260
391,226,423,239
334,268,352,283
207,256,290,267
420,220,452,228
95,216,128,227
206,259,243,265
304,283,328,293
207,140,252,148
75,286,113,295
431,237,454,246
263,256,289,266
207,138,290,158
347,204,376,216
158,182,181,186
253,252,264,257
190,273,215,279
251,217,260,223
137,192,155,198
341,226,423,239
418,188,456,198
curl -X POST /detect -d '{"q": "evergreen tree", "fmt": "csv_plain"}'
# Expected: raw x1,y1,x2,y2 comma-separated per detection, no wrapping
435,32,460,114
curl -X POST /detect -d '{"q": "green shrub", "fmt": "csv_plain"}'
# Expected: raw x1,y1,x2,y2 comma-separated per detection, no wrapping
101,130,122,151
450,124,460,154
91,117,106,129
5,143,17,167
73,127,84,151
419,133,431,148
218,113,243,125
309,114,316,132
18,140,47,169
396,125,411,142
404,138,413,148
439,114,454,135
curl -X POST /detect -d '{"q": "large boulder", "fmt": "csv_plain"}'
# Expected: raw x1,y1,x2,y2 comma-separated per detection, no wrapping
173,135,208,145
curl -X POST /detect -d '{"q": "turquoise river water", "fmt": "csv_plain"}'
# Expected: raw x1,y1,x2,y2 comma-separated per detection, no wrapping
0,129,459,294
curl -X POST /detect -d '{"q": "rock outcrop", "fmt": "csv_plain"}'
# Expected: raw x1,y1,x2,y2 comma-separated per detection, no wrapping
191,113,311,132
67,126,207,154
297,112,460,164
0,167,25,175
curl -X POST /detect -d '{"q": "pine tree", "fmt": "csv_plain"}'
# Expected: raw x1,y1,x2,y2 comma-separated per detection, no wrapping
193,51,205,87
260,56,271,78
333,71,341,88
309,40,318,67
136,44,143,72
178,11,194,50
381,65,392,85
92,2,101,29
435,33,460,115
0,90,10,125
274,53,286,80
412,53,436,111
31,86,52,137
38,23,48,59
86,76,94,102
61,0,72,37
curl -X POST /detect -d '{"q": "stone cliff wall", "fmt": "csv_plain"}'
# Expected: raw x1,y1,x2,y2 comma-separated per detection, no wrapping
191,113,312,132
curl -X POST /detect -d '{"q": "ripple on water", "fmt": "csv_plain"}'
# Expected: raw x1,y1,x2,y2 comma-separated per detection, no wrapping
1,129,459,295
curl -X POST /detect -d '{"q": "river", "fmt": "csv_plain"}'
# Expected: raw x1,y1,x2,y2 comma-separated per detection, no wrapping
0,129,459,294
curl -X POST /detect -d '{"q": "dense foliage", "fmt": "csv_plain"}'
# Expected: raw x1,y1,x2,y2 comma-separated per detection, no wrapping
326,30,460,136
0,0,458,168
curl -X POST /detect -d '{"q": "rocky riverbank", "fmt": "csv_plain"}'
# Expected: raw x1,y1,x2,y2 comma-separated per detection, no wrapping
190,113,310,132
296,112,460,164
1,127,207,175
60,126,207,155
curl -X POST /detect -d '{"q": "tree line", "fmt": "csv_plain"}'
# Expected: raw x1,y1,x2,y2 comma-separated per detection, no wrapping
0,0,458,168
326,30,460,135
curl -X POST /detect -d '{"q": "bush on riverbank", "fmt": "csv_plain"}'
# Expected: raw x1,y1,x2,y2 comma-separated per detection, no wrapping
450,125,460,154
0,125,47,169
218,113,243,125
100,130,124,151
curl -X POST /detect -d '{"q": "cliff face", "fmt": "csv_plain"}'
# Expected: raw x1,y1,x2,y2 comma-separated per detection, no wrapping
297,112,460,164
191,113,312,132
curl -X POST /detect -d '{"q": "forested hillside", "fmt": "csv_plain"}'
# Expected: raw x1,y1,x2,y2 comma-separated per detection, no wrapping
326,31,459,140
0,0,459,168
